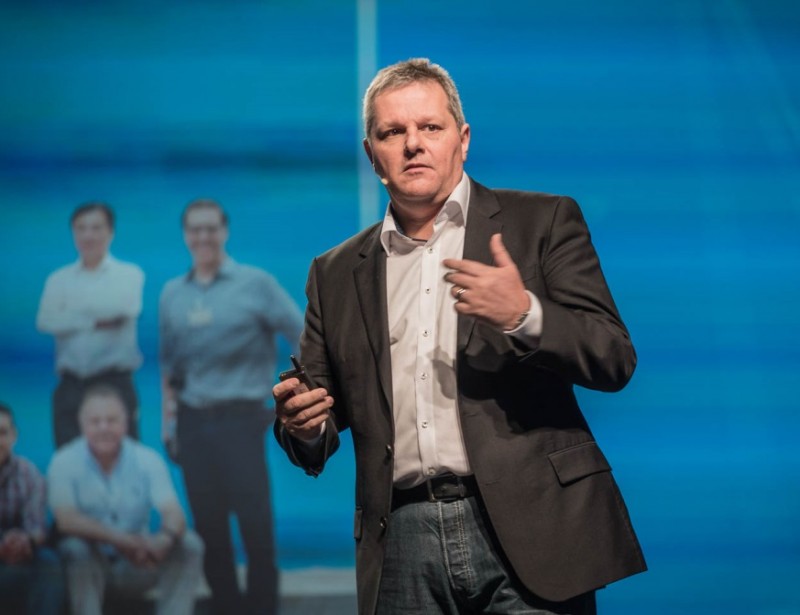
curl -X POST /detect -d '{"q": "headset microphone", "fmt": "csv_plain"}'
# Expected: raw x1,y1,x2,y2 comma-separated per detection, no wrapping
372,161,389,186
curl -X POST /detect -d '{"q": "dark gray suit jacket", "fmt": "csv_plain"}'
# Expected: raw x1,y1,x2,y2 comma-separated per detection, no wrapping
277,179,647,614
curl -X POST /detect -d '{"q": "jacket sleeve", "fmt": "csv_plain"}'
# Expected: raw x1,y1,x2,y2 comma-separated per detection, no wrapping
273,417,340,477
526,196,636,392
273,257,342,476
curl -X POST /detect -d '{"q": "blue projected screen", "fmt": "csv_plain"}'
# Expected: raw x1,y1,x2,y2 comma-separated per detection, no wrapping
1,2,798,613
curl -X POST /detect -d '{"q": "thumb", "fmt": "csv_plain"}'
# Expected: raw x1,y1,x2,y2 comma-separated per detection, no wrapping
489,233,515,268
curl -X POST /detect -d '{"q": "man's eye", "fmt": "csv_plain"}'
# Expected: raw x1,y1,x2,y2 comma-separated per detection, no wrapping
423,124,440,132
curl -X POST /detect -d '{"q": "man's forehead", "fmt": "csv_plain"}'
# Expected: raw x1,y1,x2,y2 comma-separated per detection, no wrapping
186,207,224,225
81,395,126,416
73,210,109,227
376,80,446,104
374,82,451,123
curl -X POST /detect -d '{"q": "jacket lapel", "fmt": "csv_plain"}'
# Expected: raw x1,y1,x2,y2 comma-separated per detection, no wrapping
353,226,393,413
458,180,503,350
352,180,502,409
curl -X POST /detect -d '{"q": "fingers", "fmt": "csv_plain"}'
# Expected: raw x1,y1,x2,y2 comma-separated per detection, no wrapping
284,411,329,439
273,379,332,439
442,257,488,277
443,234,514,274
488,233,514,268
443,233,521,298
273,379,328,412
282,394,331,425
118,535,150,566
441,233,529,329
272,377,304,403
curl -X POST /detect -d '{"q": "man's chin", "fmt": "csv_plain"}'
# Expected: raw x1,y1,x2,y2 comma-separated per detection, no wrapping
395,195,448,213
193,252,221,267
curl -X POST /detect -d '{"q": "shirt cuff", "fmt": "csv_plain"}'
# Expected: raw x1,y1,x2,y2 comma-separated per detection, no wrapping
504,291,543,347
291,421,327,451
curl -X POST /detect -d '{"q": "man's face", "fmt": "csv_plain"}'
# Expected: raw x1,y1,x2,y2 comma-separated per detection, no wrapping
0,413,16,467
79,394,127,460
72,210,113,265
364,80,470,213
183,207,228,270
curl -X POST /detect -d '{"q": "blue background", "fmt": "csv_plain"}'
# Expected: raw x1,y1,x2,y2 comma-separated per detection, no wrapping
1,1,798,613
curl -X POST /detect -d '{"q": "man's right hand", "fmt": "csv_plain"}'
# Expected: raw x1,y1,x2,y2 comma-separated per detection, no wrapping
115,533,151,568
0,530,33,564
142,532,175,564
272,379,333,441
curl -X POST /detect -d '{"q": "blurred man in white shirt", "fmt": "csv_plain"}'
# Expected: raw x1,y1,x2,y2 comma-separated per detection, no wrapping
37,202,144,447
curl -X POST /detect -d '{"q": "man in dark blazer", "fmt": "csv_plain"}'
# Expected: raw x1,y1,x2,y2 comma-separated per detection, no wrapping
273,58,646,615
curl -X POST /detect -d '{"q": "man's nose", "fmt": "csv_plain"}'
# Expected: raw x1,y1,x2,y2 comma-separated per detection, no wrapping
404,128,421,156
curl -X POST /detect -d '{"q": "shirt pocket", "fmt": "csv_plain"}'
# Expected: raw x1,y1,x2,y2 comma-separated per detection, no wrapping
547,441,611,486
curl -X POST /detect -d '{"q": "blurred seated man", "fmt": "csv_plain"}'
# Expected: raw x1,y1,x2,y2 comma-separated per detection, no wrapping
0,402,64,615
47,384,203,615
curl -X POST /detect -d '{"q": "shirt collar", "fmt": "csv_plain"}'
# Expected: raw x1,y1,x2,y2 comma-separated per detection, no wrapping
186,256,236,282
379,173,471,254
76,253,114,273
81,437,131,476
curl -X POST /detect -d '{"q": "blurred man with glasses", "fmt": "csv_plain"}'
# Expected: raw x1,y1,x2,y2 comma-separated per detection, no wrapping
159,198,303,615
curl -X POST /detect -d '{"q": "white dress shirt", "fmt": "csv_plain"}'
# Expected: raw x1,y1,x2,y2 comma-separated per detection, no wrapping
380,174,543,487
36,253,144,377
47,437,178,555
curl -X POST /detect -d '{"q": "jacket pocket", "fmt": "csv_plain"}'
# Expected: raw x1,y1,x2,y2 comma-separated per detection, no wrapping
547,441,611,486
353,507,363,541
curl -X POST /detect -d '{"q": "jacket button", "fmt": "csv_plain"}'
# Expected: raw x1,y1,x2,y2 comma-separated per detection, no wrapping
385,444,393,459
379,517,388,530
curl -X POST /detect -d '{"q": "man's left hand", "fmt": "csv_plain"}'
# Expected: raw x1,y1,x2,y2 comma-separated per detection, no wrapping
443,233,530,331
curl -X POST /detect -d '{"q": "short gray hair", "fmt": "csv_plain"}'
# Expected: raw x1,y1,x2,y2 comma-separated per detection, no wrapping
363,58,466,139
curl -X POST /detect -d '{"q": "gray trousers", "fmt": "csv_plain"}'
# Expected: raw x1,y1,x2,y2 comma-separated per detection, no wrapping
59,531,204,615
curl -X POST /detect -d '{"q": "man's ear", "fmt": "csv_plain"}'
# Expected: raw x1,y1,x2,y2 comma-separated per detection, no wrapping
460,123,471,162
363,138,374,165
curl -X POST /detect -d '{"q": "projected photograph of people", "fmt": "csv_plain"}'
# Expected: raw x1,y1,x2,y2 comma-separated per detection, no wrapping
1,1,798,614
